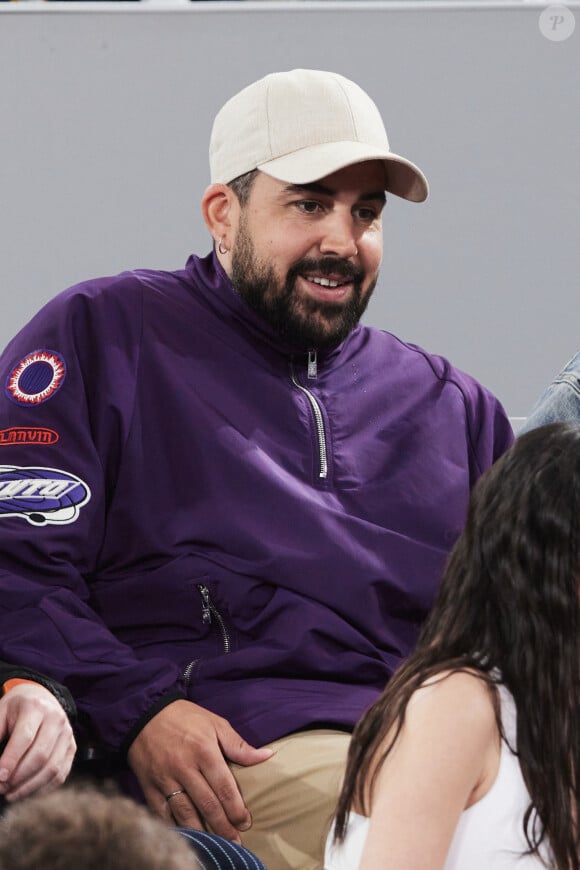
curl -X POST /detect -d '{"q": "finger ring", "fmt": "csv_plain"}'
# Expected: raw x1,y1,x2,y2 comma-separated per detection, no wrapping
165,789,186,801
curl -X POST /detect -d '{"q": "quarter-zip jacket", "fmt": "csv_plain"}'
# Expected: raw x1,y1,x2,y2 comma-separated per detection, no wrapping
0,252,513,753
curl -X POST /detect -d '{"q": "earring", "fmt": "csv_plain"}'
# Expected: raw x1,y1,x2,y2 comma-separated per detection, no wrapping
218,237,229,255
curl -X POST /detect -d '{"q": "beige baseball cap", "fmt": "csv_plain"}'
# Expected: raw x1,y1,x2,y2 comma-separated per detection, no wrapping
209,69,428,203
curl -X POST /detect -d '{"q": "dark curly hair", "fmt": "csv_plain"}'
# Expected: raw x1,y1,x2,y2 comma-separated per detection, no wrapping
334,423,580,869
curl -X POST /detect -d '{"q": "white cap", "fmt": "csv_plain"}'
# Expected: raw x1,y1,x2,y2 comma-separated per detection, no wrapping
209,69,429,203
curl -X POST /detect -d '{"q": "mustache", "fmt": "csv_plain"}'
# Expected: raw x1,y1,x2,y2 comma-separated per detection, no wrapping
286,257,366,285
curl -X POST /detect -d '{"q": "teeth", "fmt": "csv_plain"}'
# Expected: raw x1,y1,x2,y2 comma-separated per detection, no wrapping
309,277,342,288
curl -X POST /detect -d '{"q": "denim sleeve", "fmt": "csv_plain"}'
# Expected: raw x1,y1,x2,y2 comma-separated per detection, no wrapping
521,351,580,433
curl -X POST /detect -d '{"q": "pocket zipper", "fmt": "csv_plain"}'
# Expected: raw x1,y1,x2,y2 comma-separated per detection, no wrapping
198,584,231,654
183,584,231,686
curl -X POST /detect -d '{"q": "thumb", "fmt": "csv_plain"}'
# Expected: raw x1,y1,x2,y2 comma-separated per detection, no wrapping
218,725,274,767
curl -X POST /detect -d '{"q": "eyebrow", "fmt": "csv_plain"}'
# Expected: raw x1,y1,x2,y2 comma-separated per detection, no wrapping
281,182,386,205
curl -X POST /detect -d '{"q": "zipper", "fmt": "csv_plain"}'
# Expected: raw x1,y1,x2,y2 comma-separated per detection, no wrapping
307,349,318,380
198,584,231,654
290,356,328,480
183,583,231,686
183,658,199,686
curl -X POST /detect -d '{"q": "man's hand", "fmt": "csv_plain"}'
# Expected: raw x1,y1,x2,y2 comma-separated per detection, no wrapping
127,699,273,842
0,683,76,801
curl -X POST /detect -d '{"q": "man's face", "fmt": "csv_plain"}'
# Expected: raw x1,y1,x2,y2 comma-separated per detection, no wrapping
228,162,385,349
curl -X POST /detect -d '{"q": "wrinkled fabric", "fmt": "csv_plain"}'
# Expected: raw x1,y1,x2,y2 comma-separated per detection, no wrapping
0,251,513,752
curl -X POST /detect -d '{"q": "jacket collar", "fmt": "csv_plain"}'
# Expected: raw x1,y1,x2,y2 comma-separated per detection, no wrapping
185,250,361,370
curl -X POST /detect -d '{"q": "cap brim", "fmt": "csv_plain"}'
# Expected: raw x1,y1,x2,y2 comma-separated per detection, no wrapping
257,141,429,203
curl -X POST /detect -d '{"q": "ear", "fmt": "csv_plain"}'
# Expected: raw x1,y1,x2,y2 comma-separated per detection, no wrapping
201,183,240,248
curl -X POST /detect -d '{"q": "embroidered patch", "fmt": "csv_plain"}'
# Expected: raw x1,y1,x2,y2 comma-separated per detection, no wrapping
0,427,59,446
0,466,90,526
5,350,66,406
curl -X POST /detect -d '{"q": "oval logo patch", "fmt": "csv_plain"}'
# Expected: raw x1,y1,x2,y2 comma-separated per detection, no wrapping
5,350,66,406
0,466,90,525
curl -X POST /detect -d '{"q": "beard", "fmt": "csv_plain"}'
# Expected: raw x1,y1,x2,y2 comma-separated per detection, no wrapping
230,218,377,350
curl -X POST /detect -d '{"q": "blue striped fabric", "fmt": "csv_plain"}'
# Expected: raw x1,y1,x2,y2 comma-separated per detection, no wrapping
176,828,267,870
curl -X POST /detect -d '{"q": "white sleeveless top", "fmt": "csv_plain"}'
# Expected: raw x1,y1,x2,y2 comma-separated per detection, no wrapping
325,686,551,869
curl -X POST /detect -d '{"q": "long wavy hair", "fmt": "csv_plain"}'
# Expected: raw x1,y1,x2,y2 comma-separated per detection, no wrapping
334,423,580,869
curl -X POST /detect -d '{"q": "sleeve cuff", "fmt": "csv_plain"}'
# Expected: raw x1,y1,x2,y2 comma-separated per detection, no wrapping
120,691,187,758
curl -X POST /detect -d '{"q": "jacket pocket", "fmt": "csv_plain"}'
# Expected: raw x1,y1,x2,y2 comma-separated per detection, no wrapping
183,582,232,686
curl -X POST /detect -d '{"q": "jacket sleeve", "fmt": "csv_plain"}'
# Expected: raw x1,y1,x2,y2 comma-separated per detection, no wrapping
448,367,514,482
0,660,77,722
0,279,185,752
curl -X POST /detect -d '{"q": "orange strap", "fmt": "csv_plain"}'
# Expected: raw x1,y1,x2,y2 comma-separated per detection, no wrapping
2,678,39,696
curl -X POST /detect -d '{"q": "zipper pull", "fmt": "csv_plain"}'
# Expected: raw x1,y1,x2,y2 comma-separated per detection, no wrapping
199,585,212,624
307,349,318,380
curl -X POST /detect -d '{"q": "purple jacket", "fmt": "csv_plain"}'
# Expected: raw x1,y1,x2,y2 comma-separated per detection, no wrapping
0,252,513,752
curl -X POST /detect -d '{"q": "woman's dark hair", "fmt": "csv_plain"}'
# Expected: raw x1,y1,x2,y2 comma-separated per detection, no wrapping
334,423,580,869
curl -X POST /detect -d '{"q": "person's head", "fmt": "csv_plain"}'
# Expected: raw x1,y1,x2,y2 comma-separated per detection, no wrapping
335,423,580,868
202,69,428,351
0,784,199,870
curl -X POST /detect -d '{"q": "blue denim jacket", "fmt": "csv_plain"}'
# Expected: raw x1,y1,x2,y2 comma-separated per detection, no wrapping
521,351,580,432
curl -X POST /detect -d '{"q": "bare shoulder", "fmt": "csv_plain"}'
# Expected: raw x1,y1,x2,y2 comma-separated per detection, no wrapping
407,669,498,742
367,667,502,854
416,668,497,705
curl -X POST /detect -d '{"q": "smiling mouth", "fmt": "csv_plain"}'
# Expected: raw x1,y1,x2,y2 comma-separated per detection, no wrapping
307,276,350,289
300,274,355,301
287,257,363,305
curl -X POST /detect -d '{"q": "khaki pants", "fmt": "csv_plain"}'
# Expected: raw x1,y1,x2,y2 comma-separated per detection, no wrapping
230,729,351,870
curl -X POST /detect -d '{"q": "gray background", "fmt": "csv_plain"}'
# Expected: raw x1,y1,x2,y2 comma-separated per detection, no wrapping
1,1,579,417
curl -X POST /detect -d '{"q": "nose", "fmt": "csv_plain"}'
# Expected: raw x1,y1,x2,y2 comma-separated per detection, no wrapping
318,212,358,258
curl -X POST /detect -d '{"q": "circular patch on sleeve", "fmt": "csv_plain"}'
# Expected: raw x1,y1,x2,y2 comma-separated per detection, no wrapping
5,350,67,406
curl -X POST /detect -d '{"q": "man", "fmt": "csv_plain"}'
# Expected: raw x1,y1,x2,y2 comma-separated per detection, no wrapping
520,351,580,431
0,661,76,802
0,69,512,868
